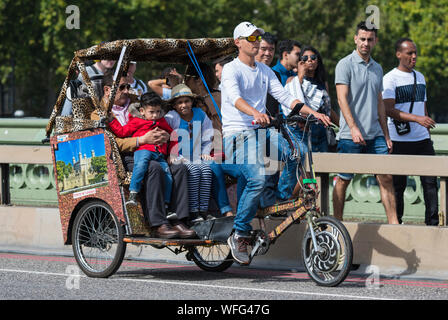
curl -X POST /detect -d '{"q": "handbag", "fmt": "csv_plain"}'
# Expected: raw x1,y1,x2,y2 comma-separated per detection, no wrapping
326,126,337,147
393,70,416,135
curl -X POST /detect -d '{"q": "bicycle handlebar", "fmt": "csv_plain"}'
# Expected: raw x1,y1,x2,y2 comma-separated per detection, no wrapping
251,113,321,128
251,102,324,128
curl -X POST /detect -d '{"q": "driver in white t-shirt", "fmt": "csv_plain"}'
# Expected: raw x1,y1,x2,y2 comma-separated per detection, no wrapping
220,21,331,265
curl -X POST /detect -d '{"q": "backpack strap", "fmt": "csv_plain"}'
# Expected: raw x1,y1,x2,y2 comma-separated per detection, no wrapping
409,70,417,114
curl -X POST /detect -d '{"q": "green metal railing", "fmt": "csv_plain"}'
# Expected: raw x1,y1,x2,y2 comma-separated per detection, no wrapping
1,118,447,223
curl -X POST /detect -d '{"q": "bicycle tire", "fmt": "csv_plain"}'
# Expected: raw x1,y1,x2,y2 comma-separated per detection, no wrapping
72,200,126,278
189,243,234,272
302,216,353,287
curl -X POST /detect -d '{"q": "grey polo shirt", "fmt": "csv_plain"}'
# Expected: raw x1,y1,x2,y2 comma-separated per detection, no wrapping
335,50,384,140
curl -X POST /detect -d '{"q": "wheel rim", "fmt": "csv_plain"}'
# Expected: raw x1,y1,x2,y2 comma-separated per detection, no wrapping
193,244,232,267
309,231,341,273
304,219,350,284
74,204,121,274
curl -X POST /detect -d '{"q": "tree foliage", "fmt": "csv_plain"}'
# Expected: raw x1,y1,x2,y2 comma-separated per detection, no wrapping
56,160,73,181
1,0,447,119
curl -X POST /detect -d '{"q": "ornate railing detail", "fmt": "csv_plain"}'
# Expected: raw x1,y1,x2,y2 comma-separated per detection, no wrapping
9,164,58,206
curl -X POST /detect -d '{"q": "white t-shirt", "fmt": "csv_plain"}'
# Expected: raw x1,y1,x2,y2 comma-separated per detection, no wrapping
129,78,148,96
382,68,429,142
220,57,296,136
162,88,172,100
282,76,305,116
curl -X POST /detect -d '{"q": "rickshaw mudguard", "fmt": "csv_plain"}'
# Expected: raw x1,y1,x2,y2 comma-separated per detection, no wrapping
191,216,234,242
50,128,129,244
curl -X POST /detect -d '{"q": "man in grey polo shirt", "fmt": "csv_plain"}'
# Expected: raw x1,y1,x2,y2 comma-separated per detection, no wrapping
332,21,398,224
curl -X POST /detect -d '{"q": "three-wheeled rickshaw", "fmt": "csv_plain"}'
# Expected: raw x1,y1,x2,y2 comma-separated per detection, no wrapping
44,38,353,286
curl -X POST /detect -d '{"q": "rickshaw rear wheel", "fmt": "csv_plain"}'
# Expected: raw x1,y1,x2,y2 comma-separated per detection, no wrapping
188,244,233,272
72,200,126,278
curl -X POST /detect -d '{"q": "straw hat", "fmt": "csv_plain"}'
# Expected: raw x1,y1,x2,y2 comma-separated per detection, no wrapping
169,84,197,103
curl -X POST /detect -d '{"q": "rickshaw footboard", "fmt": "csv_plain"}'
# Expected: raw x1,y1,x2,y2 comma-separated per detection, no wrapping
123,236,221,246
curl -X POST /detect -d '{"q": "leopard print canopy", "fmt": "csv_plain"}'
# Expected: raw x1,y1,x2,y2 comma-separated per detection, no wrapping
75,38,237,64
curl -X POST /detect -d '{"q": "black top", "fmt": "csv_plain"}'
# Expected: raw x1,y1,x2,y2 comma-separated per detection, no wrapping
266,70,282,117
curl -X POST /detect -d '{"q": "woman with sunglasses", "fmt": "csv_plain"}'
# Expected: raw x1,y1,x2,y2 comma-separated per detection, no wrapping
283,46,339,152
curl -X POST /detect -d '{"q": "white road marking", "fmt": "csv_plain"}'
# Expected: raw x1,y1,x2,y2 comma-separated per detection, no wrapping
0,268,395,300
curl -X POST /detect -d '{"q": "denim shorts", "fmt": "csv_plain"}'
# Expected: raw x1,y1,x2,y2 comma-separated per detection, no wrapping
337,136,388,180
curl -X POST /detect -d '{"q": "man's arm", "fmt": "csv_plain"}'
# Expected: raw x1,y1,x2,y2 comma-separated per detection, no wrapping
377,92,392,151
384,99,435,130
234,98,271,126
108,118,137,138
336,83,365,145
147,79,166,97
268,70,331,126
292,101,332,126
117,128,170,153
221,62,271,126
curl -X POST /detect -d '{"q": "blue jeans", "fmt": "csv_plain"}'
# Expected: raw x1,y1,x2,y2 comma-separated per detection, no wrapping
310,123,329,152
210,162,241,215
276,125,308,201
337,136,388,180
131,150,172,203
220,128,295,236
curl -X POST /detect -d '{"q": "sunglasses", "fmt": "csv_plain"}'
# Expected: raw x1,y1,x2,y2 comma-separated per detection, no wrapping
301,54,317,62
118,83,131,91
239,35,262,42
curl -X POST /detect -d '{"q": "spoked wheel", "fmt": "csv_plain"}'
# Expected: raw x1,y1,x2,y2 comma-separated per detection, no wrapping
302,216,353,287
72,200,126,278
188,243,234,272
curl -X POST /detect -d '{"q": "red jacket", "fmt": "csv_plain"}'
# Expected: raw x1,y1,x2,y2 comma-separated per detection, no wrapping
108,115,178,156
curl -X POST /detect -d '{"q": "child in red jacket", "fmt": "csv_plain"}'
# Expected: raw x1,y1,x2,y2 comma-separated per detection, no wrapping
108,93,178,206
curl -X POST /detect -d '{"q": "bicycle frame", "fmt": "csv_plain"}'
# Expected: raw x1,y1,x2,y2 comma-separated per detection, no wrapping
249,110,324,255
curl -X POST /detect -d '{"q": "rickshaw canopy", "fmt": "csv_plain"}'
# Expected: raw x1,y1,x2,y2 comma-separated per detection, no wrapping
73,38,237,63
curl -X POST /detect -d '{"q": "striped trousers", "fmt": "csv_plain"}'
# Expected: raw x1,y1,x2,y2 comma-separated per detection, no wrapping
184,162,213,212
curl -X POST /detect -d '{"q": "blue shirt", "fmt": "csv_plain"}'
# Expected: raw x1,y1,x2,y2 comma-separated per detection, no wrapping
272,60,297,86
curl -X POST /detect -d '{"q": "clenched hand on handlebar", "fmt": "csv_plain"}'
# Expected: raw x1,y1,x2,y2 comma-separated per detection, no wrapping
293,101,332,127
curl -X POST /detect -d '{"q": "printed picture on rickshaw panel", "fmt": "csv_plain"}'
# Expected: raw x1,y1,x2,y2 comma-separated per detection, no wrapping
55,134,108,194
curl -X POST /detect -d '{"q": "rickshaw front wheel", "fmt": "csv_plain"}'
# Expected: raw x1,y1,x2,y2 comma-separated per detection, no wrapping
72,200,126,278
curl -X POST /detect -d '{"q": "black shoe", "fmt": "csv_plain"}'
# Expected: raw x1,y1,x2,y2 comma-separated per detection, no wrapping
190,212,204,224
199,211,216,220
126,191,138,206
227,233,250,265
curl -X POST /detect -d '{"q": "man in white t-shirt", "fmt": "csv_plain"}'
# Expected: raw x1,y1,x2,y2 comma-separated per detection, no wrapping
221,21,331,264
383,38,438,225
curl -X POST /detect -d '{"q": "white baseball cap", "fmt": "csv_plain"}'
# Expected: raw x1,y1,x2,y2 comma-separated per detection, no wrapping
233,21,265,40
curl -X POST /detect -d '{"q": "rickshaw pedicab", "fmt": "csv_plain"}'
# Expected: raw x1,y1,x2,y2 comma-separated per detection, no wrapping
43,38,353,287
